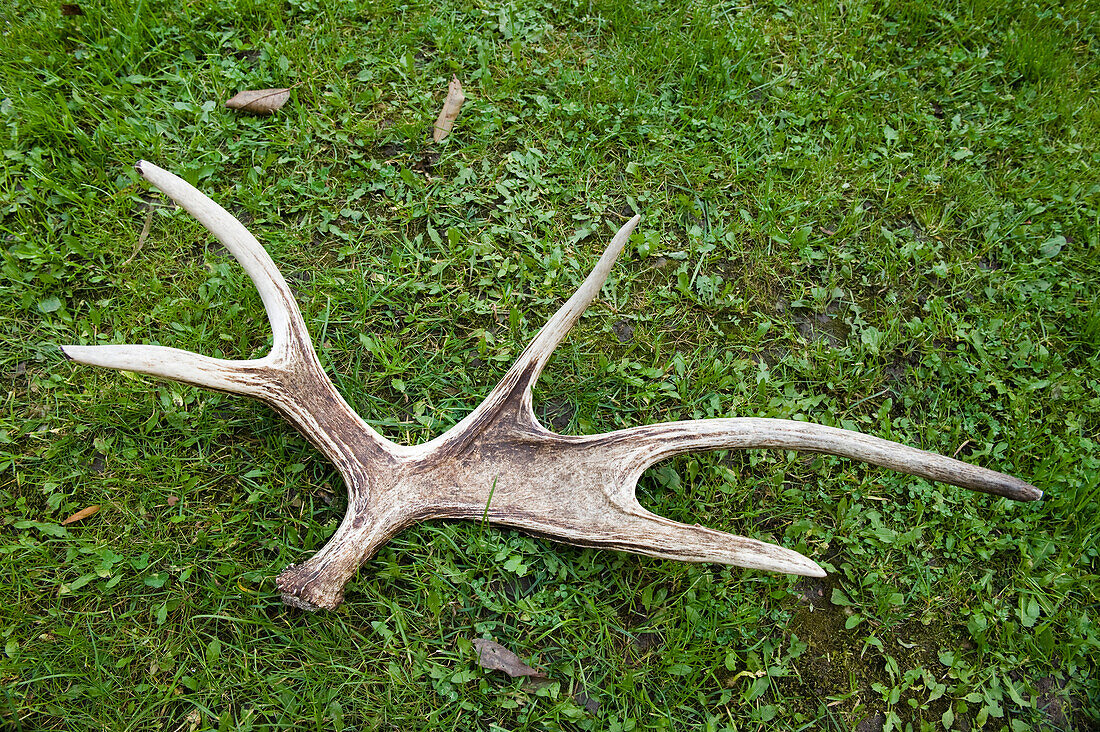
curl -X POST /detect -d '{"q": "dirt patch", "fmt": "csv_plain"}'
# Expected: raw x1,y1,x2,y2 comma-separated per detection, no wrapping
615,602,665,662
489,574,536,603
855,712,885,732
796,311,849,347
884,361,908,382
630,631,662,654
793,576,828,606
1035,674,1071,729
537,397,574,432
411,149,439,176
377,142,402,159
781,575,958,728
612,319,635,343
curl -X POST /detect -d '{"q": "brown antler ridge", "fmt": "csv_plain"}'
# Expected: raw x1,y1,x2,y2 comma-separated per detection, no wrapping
62,162,1041,611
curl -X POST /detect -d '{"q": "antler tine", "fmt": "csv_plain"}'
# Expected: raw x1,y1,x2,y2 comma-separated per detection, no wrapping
61,161,307,383
434,215,641,441
63,161,395,458
608,418,1042,502
135,160,308,355
511,214,642,402
59,343,272,396
611,505,826,577
60,161,303,395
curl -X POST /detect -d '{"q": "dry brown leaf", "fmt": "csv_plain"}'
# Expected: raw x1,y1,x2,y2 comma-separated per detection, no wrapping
225,88,291,115
123,203,155,266
574,688,600,714
166,496,179,507
432,76,465,143
472,639,546,679
61,505,100,525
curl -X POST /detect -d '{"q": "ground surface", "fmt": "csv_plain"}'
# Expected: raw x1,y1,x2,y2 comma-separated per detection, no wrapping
1,0,1098,729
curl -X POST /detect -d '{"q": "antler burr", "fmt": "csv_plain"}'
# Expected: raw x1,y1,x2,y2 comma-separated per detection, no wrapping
62,162,1041,611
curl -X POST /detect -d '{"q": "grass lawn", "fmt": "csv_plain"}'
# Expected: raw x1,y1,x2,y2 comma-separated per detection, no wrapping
2,0,1098,729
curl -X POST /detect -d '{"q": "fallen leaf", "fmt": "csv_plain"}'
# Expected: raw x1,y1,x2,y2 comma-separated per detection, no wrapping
166,496,179,506
61,505,100,525
225,88,290,115
123,203,155,266
432,76,465,143
38,296,62,314
472,638,545,679
574,688,600,713
60,4,84,16
14,520,66,537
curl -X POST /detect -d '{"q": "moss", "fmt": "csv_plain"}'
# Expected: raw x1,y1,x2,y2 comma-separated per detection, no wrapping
779,576,957,728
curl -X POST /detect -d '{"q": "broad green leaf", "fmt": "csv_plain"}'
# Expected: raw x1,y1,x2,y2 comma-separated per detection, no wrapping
14,520,67,537
1040,235,1065,258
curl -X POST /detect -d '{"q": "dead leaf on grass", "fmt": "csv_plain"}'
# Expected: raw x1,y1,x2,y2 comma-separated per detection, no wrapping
574,686,600,713
432,76,465,142
123,203,156,266
472,638,546,679
61,505,100,525
60,4,84,16
225,88,291,115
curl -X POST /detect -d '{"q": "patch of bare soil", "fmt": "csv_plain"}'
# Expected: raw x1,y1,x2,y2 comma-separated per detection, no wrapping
796,311,849,347
779,575,955,729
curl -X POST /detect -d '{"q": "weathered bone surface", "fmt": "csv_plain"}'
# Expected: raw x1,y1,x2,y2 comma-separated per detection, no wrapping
62,161,1042,611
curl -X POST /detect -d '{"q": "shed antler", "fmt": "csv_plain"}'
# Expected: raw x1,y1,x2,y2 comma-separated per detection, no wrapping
63,162,1041,611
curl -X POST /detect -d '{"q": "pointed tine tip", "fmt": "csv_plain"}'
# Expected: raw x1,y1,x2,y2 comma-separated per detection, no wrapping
621,213,642,238
740,539,825,578
1017,478,1043,501
57,344,100,366
987,475,1042,502
134,160,173,192
800,560,828,579
134,160,160,188
600,213,642,263
774,548,826,578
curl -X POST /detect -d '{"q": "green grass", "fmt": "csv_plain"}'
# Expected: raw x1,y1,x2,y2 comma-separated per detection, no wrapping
2,0,1098,729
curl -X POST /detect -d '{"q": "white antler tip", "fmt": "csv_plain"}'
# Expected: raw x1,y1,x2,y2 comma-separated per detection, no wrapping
59,344,93,365
619,213,642,240
802,561,828,579
768,548,826,578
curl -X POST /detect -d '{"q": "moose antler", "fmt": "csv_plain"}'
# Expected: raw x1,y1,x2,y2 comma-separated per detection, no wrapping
62,162,1041,611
